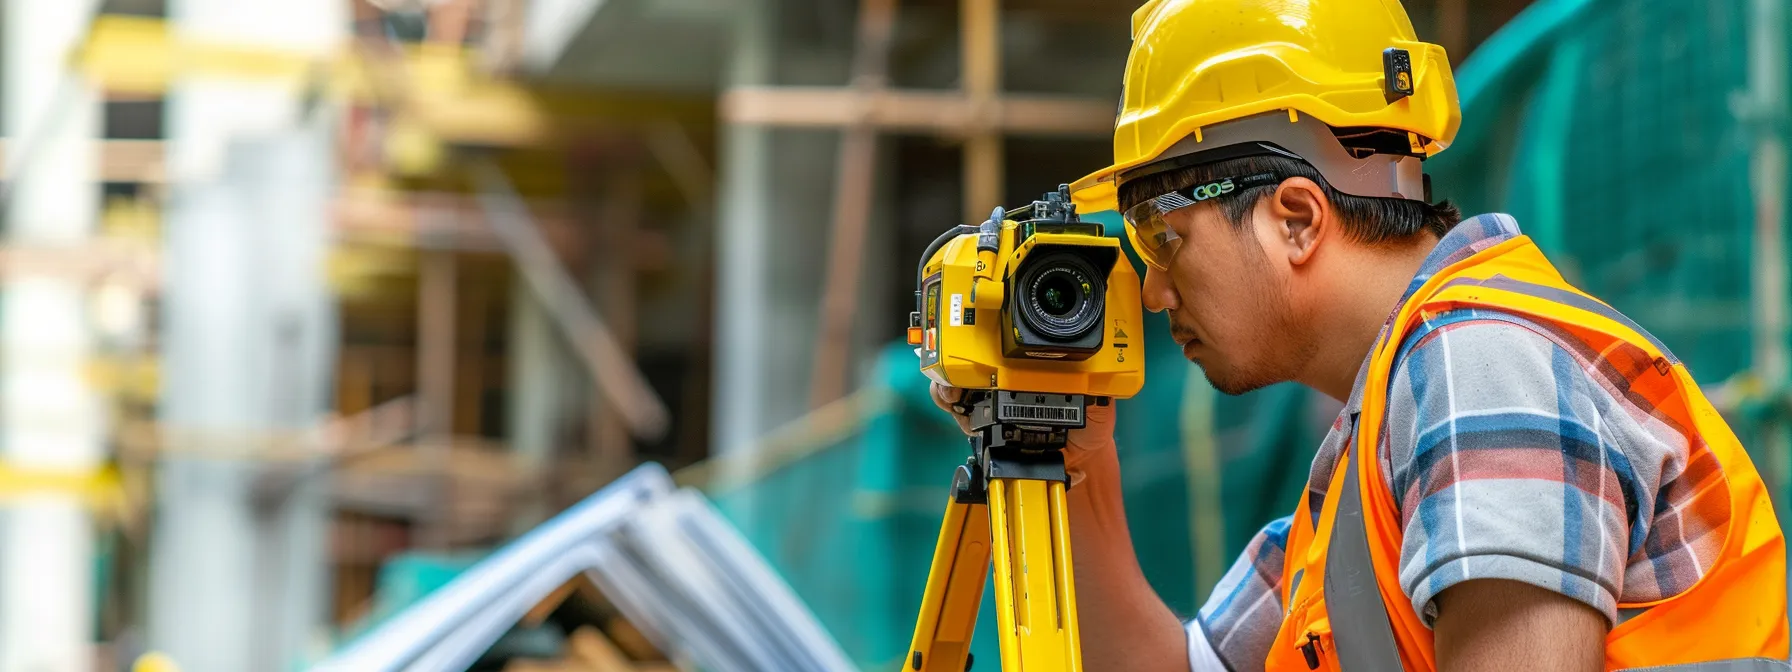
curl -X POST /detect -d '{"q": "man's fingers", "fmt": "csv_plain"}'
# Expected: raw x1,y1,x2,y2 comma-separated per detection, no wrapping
930,383,963,411
930,384,976,436
1083,400,1114,424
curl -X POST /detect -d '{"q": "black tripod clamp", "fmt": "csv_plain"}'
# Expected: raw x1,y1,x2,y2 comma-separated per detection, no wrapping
950,390,1107,505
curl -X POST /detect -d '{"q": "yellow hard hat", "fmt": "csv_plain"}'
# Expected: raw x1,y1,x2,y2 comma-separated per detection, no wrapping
1071,0,1461,213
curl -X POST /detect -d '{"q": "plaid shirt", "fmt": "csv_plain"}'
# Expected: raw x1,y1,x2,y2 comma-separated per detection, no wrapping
1189,214,1731,670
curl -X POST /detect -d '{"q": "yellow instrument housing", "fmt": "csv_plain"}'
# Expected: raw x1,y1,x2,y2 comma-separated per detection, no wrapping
916,220,1145,398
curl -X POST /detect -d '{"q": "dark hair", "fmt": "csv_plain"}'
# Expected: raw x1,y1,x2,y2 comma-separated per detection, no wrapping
1116,154,1461,243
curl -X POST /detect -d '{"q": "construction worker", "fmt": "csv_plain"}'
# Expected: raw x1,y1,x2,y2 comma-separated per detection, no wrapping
931,1,1789,670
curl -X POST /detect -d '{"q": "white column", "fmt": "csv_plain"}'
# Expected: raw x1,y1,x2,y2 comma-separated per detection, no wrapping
150,2,344,670
507,285,577,473
713,0,776,458
713,0,863,460
0,2,103,671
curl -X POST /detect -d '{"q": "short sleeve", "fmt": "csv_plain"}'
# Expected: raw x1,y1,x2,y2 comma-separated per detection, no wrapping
1185,617,1228,671
1381,315,1638,627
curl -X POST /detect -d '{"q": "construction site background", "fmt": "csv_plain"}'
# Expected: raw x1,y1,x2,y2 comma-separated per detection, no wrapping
0,0,1785,670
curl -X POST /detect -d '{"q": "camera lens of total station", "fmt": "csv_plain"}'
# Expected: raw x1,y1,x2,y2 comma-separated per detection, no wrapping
1018,252,1105,340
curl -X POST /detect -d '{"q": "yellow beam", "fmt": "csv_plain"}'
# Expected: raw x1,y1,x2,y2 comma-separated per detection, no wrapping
73,15,324,96
74,16,549,144
0,463,122,511
70,16,712,151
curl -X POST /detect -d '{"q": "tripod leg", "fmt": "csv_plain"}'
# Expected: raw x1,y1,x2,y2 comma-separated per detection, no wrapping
988,478,1081,672
906,496,993,671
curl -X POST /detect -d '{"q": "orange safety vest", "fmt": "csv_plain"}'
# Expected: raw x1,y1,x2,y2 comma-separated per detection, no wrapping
1264,235,1790,671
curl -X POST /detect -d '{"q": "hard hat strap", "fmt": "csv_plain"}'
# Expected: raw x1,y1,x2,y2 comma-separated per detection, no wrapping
1117,112,1427,203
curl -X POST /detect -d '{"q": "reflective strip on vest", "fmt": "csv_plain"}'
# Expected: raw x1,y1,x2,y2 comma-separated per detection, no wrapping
1325,449,1405,671
1616,660,1792,671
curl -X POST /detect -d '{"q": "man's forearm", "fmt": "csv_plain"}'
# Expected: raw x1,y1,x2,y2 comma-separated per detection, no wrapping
1067,449,1191,672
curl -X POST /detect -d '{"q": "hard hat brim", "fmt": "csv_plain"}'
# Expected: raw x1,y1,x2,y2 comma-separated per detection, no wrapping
1070,172,1119,214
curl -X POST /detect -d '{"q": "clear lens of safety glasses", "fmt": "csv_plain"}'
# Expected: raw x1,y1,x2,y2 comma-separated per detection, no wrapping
1122,197,1186,271
1120,171,1286,271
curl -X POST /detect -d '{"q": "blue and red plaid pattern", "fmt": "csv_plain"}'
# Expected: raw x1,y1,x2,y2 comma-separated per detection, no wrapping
1189,214,1730,670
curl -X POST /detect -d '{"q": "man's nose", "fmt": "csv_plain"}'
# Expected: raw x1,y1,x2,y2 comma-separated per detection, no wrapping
1141,266,1177,314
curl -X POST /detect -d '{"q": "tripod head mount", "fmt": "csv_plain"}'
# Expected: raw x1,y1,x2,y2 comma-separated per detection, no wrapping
949,390,1107,504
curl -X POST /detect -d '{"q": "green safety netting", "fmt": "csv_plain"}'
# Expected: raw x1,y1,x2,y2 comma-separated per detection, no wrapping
1429,0,1788,387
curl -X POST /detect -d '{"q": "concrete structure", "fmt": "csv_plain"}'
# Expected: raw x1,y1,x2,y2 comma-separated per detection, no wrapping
147,2,344,670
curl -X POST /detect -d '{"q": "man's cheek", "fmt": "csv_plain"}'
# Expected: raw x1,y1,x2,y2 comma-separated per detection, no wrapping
1169,268,1204,300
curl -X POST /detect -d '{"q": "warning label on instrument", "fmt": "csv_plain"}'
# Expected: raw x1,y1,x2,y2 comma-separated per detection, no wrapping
949,294,964,326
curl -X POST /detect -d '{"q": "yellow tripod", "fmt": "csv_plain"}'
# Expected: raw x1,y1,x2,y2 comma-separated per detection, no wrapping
904,391,1090,671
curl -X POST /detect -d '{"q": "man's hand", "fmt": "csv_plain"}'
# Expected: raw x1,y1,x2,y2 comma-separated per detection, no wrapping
1434,578,1606,672
928,383,1119,482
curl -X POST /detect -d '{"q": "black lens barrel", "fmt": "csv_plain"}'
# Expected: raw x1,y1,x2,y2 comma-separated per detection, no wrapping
1015,251,1105,341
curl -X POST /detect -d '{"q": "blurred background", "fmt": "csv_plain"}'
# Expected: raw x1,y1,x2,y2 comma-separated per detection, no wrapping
0,0,1786,670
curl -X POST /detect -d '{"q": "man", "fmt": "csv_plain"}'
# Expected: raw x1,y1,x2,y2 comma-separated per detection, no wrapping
930,1,1789,670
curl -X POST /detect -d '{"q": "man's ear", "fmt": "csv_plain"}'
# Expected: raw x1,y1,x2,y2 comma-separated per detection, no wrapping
1268,177,1329,267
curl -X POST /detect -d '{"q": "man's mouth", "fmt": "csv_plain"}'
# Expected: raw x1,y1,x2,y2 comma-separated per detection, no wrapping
1171,329,1203,358
1170,324,1201,348
1167,316,1205,360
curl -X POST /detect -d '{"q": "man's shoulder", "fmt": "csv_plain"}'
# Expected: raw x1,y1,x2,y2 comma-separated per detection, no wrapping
1385,310,1573,425
1391,306,1571,373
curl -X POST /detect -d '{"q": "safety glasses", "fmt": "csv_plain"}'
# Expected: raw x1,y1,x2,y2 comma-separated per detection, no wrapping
1121,171,1284,271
